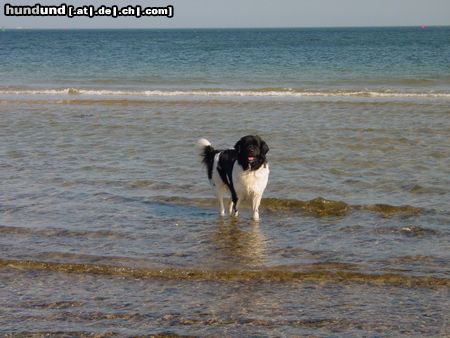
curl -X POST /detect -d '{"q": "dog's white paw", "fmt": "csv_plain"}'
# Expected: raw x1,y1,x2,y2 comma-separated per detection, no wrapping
252,211,260,221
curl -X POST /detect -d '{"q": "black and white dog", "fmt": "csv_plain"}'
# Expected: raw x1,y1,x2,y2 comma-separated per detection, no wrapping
197,135,269,221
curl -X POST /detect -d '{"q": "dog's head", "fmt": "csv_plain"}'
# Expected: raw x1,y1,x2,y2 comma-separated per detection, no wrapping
234,135,269,171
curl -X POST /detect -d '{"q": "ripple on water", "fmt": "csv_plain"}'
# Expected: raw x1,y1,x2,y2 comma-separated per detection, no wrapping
0,258,448,288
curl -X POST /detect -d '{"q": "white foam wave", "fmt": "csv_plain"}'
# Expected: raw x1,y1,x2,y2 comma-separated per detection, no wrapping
1,88,450,98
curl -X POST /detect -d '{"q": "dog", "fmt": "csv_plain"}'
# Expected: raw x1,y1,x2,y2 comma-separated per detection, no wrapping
197,135,269,221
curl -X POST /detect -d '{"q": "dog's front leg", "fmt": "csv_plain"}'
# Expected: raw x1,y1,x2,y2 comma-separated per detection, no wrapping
251,194,262,221
232,199,240,217
230,190,240,217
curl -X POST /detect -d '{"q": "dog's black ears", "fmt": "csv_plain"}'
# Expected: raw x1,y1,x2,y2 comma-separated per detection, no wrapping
235,136,269,155
234,139,242,152
261,140,269,155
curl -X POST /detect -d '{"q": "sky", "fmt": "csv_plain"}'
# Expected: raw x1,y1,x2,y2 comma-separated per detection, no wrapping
1,0,450,29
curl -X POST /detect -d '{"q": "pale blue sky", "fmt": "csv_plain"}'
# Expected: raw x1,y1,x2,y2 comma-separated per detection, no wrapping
2,0,450,29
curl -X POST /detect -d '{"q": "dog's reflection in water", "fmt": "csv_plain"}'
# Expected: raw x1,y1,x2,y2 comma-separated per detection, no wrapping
211,218,268,267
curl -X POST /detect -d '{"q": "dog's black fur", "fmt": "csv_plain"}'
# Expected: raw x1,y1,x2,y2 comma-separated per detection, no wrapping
234,135,269,171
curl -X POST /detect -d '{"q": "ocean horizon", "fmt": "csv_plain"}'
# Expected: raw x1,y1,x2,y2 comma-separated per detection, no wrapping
3,24,450,29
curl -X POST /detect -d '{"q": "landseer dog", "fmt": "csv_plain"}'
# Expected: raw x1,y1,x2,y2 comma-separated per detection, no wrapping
197,135,269,221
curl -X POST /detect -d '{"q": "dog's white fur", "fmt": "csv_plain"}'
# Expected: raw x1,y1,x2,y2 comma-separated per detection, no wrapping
197,138,269,221
232,160,269,221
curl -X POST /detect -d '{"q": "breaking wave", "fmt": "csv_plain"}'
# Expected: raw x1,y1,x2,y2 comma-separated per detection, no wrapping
1,87,450,98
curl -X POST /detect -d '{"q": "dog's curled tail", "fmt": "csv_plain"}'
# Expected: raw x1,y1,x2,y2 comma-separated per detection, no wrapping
196,138,214,163
197,138,211,151
196,138,216,180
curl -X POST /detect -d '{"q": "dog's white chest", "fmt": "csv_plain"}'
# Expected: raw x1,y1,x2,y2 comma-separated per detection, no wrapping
233,163,269,197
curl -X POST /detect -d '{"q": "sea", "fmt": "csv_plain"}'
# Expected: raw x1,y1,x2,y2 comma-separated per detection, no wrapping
0,27,449,336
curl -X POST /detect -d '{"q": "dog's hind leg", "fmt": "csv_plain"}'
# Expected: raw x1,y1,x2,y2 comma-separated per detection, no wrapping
216,186,227,217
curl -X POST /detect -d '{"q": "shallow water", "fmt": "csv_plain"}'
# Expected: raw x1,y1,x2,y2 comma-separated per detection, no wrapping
1,28,450,336
1,93,449,336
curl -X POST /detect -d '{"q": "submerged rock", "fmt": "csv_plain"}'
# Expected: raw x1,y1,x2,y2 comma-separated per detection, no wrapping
362,203,422,217
262,197,349,217
303,197,350,216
